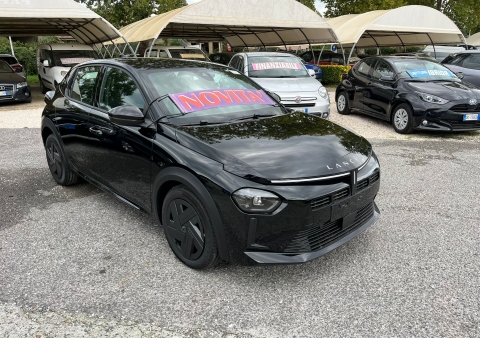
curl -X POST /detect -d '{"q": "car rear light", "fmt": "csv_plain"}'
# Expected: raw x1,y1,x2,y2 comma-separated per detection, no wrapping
12,64,23,70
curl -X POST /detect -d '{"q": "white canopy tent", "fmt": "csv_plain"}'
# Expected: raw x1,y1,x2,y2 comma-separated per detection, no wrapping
466,32,480,47
114,0,338,55
326,5,466,63
0,0,133,57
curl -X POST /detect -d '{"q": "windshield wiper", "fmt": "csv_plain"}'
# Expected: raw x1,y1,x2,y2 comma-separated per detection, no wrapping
228,113,278,123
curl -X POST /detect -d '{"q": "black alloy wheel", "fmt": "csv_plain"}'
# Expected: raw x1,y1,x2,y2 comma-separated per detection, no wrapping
45,134,78,186
39,76,47,94
336,91,350,115
392,103,414,134
162,185,219,269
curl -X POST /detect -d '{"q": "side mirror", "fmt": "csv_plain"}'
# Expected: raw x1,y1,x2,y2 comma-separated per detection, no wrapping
43,60,50,67
456,72,464,79
44,90,55,104
108,105,145,126
308,69,316,77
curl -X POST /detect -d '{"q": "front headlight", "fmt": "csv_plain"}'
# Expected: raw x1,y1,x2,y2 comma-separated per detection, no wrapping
16,82,28,89
318,86,329,99
416,91,449,105
232,188,282,213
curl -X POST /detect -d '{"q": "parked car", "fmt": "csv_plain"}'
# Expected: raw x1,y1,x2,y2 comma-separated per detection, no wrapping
144,46,210,61
441,50,480,88
391,52,436,61
422,45,465,62
228,52,330,117
0,54,25,77
335,56,480,133
37,44,98,94
299,50,345,65
41,58,380,269
209,52,236,65
0,60,31,104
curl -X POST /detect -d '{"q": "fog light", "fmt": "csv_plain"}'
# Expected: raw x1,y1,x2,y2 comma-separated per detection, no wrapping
323,112,329,118
422,120,428,126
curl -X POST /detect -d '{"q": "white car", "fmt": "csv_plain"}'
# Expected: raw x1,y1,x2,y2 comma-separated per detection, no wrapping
144,46,210,61
37,44,98,93
228,52,330,118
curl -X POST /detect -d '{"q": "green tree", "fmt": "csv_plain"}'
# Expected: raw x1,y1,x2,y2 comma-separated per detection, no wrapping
75,0,187,28
296,0,317,12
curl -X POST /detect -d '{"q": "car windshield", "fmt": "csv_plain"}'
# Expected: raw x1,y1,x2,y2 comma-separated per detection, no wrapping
142,66,284,124
52,50,98,67
0,61,13,73
247,55,309,78
0,56,17,64
394,60,460,82
169,49,207,61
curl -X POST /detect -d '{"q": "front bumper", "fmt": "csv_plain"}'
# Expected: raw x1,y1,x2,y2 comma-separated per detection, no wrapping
281,99,330,118
411,97,480,131
0,84,31,103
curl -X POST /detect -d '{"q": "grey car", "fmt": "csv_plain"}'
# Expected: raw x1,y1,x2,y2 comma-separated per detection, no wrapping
442,51,480,88
228,52,330,118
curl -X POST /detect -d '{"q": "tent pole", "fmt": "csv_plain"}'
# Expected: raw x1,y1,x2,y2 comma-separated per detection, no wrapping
426,33,436,59
347,42,357,66
339,43,346,65
8,36,15,57
318,45,325,64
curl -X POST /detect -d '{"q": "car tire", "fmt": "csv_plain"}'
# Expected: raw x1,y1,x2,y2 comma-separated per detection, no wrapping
39,76,47,94
392,103,414,134
45,134,79,186
162,185,219,270
336,91,350,115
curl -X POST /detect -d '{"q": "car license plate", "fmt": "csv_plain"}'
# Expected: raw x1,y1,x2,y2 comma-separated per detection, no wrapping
0,91,8,96
463,113,479,121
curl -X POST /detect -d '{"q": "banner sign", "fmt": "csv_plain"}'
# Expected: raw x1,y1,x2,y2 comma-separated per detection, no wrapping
406,69,455,78
251,62,302,71
169,89,275,113
60,58,94,65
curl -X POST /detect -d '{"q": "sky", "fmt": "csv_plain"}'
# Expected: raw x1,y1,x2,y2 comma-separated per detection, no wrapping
185,0,327,14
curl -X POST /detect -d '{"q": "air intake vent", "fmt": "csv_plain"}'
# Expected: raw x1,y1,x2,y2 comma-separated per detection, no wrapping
311,195,330,211
332,187,349,201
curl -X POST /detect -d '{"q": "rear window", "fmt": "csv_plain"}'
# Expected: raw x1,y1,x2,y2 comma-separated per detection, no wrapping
168,49,206,60
0,56,18,64
51,50,98,67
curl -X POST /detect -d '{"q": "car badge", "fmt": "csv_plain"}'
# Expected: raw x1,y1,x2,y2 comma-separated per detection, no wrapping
295,96,302,104
469,98,477,106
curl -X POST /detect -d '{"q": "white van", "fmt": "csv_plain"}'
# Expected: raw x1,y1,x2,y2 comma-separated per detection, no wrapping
37,44,98,93
422,45,465,62
144,46,210,61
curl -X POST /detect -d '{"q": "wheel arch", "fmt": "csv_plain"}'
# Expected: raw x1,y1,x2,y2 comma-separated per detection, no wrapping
152,166,230,262
389,99,414,122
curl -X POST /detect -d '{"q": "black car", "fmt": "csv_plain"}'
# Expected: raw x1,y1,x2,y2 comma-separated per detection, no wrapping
299,50,345,65
442,51,480,88
209,52,236,65
41,58,380,269
335,56,480,133
0,60,31,104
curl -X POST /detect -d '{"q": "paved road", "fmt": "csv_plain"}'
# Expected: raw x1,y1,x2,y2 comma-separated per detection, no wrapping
1,128,479,337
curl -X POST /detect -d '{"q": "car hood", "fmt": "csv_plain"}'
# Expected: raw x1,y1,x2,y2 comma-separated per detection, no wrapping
175,112,371,182
0,72,25,83
251,76,320,93
406,80,480,101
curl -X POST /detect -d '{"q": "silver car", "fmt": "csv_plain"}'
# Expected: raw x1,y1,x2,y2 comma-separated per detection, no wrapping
442,51,480,88
228,52,330,118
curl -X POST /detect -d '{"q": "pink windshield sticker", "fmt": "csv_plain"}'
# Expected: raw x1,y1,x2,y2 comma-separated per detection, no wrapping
169,89,275,114
60,58,94,64
251,62,302,71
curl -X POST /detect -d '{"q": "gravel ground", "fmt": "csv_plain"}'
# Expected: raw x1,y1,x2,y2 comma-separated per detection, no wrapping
0,88,479,337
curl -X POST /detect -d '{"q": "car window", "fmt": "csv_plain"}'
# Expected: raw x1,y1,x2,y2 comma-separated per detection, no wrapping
235,56,244,73
301,52,313,63
99,67,146,112
51,50,97,67
0,61,13,73
461,54,480,70
0,56,18,64
442,54,465,65
169,49,206,60
246,55,308,78
372,60,394,80
357,59,375,76
159,50,169,58
70,66,100,105
229,55,239,70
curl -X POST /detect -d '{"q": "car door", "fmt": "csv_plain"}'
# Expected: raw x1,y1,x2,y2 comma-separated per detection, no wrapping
455,54,480,88
56,65,102,176
87,66,153,212
363,59,396,119
349,59,375,111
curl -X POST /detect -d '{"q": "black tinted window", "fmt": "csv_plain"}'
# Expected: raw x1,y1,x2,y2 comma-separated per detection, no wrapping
301,52,313,62
70,66,100,105
357,59,375,76
99,67,145,111
442,54,465,65
461,54,480,70
0,56,17,64
372,60,394,80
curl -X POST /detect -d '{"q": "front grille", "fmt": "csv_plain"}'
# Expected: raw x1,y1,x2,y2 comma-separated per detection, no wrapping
311,187,350,211
450,104,479,112
357,169,380,192
284,202,374,253
284,103,316,108
0,84,14,99
449,121,480,130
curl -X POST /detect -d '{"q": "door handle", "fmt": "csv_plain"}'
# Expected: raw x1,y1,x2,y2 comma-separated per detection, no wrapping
367,82,372,86
89,127,103,136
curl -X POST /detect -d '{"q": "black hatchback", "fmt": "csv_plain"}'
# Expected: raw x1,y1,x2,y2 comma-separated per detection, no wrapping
335,56,480,133
41,58,380,269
